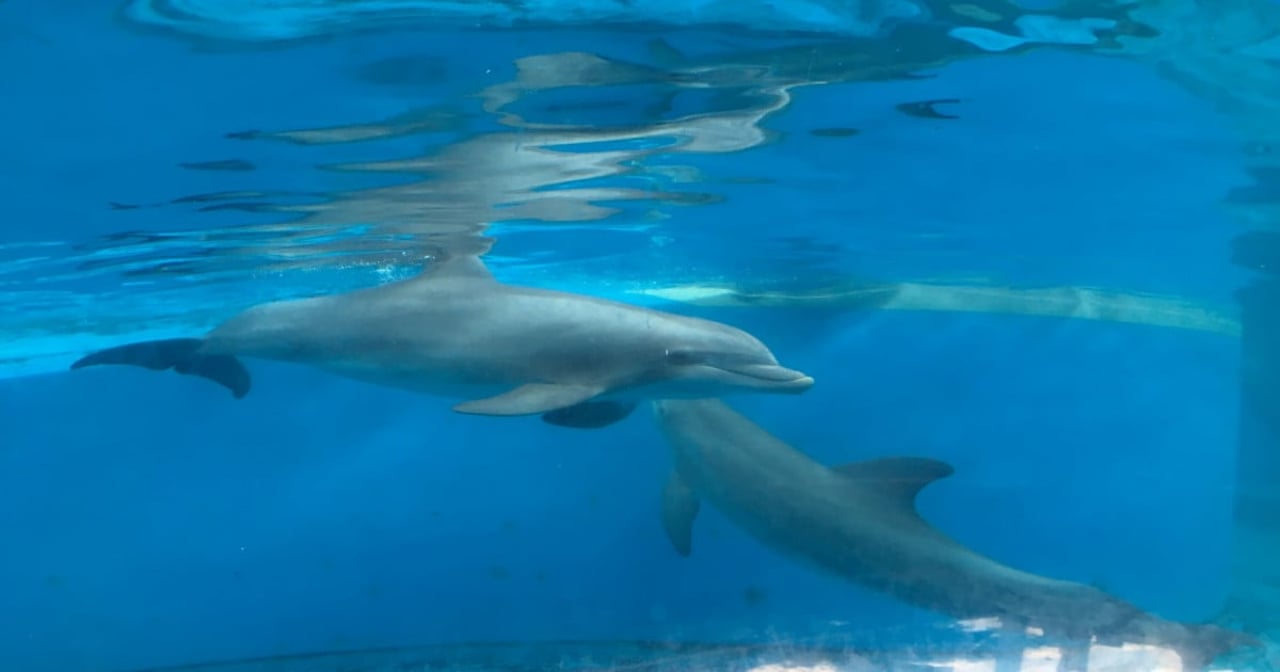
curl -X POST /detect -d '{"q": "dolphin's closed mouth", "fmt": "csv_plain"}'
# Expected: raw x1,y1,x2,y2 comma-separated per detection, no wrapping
780,374,815,392
730,364,814,390
790,375,815,388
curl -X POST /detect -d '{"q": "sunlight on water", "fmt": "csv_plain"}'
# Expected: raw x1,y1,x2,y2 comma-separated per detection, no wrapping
5,0,1280,671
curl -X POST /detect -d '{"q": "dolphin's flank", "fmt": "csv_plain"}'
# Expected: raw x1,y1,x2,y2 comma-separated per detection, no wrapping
650,398,1259,670
68,252,812,429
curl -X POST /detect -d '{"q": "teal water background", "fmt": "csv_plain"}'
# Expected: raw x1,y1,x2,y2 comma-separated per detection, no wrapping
1,1,1277,670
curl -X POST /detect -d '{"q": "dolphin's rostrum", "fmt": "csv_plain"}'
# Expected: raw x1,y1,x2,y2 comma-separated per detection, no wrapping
651,398,1258,670
69,252,812,428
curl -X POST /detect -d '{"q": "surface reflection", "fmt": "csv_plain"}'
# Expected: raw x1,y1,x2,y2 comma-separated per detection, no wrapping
0,0,1253,381
71,5,1160,283
0,0,1269,298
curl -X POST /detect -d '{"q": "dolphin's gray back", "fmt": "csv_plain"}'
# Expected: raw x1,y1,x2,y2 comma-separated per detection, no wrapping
657,399,1056,613
204,274,716,391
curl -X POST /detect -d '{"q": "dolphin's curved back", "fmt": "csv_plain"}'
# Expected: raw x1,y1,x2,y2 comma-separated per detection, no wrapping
650,398,1261,670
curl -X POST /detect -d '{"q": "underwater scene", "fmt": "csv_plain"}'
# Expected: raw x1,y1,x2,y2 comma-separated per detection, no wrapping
4,0,1280,670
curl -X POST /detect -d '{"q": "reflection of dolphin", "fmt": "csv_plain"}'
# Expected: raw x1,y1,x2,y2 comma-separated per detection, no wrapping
652,398,1258,670
68,254,812,429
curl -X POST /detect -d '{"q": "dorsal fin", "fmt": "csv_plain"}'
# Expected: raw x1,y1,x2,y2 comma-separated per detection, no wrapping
406,237,497,283
830,457,954,513
414,252,495,283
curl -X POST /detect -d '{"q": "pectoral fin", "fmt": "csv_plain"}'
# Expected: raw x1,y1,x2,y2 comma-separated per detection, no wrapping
661,469,700,557
541,401,637,429
453,383,604,416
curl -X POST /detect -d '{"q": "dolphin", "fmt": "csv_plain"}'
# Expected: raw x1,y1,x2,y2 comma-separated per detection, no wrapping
68,254,812,429
651,398,1258,670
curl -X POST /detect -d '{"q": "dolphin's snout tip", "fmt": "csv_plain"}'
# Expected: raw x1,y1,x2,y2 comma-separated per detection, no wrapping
741,363,814,386
760,366,814,392
785,374,816,392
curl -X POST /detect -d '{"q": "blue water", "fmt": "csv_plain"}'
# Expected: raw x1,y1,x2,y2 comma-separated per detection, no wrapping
2,1,1278,671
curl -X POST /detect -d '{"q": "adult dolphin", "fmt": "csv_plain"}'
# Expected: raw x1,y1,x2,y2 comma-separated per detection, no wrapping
68,253,813,429
652,398,1258,670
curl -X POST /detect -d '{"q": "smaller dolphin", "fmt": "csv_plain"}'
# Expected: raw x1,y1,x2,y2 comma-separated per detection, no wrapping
69,253,812,429
652,398,1258,670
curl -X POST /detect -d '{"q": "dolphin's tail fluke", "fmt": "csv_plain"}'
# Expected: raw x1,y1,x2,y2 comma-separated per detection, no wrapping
70,338,251,399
